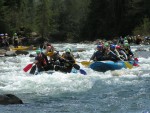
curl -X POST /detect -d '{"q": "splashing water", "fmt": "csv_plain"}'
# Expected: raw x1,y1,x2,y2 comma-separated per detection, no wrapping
0,43,150,113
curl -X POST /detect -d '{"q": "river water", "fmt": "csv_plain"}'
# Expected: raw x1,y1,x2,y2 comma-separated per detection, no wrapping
0,44,150,113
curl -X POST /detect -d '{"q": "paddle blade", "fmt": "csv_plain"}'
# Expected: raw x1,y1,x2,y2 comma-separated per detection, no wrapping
81,61,91,67
73,64,80,70
47,52,53,56
23,64,33,72
79,69,87,75
29,65,36,74
124,62,133,69
133,63,139,67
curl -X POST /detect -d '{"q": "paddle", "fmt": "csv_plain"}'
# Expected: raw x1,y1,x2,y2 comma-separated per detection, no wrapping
109,50,133,69
73,64,87,75
29,65,36,74
79,50,96,67
79,69,87,75
73,63,80,70
58,55,87,75
23,63,33,72
80,60,92,67
124,61,133,69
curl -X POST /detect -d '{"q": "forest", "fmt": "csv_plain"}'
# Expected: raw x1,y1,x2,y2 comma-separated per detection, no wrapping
0,0,150,42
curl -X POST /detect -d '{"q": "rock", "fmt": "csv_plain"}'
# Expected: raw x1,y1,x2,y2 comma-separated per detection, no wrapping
15,50,29,55
0,49,29,57
135,48,147,52
29,54,36,57
0,49,6,54
0,94,23,105
0,54,5,57
5,51,17,56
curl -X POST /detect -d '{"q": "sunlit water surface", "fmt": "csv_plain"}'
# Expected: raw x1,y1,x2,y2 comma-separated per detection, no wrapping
0,44,150,113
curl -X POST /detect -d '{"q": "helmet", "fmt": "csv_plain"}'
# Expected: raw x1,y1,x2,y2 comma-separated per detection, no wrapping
97,45,103,49
65,48,71,53
36,49,41,54
124,43,129,47
14,33,17,36
124,37,127,40
0,34,4,36
104,42,109,47
116,45,120,49
124,40,128,43
110,44,116,49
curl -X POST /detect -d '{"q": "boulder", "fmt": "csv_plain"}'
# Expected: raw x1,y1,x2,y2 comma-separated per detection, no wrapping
0,49,6,56
15,50,29,55
29,53,36,57
0,94,23,105
5,51,17,56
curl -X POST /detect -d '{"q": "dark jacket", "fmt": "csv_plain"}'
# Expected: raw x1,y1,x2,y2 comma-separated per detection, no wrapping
107,51,120,62
55,52,75,73
35,53,48,72
90,51,104,61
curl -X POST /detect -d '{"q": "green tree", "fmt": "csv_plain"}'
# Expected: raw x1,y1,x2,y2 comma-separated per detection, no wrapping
0,0,6,32
4,0,22,33
81,0,108,41
133,17,150,35
50,0,90,42
36,0,52,39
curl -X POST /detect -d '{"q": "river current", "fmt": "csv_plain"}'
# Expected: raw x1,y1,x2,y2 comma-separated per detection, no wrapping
0,43,150,113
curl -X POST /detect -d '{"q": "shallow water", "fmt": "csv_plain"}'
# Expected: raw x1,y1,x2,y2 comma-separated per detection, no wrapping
0,44,150,113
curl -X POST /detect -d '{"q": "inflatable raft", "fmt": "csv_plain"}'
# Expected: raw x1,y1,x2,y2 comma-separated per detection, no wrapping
11,46,36,51
89,61,133,72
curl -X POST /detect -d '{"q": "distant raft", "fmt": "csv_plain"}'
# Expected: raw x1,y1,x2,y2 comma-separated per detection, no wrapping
10,46,36,51
89,61,134,72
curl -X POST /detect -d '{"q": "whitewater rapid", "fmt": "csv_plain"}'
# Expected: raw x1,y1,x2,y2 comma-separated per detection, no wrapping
0,44,149,97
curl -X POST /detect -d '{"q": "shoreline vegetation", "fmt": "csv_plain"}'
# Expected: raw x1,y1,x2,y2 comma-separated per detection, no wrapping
0,35,149,57
1,0,150,44
0,34,150,49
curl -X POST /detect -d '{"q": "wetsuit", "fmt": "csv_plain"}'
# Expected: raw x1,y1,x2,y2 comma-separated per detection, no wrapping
35,53,48,72
90,50,105,61
55,52,75,73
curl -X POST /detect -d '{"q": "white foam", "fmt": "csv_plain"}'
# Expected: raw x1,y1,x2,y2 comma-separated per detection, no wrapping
0,44,149,96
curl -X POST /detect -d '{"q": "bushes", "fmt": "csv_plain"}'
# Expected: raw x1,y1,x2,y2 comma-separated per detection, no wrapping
133,17,150,36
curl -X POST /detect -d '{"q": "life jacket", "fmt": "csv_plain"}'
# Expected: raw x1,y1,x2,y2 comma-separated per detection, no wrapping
62,53,74,59
36,54,47,66
62,53,75,67
14,36,18,41
46,46,54,56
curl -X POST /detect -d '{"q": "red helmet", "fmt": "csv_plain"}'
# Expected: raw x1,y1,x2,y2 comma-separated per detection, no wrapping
116,45,121,49
134,58,139,61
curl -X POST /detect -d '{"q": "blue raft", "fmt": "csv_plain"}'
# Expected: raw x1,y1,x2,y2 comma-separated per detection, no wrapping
89,61,132,72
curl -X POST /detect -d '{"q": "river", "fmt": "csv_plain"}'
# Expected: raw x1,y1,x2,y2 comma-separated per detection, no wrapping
0,43,150,113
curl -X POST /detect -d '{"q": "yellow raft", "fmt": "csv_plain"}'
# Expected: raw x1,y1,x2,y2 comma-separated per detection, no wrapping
11,46,37,51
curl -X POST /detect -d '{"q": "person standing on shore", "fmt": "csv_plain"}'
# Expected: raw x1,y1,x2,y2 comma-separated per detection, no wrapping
12,33,19,47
